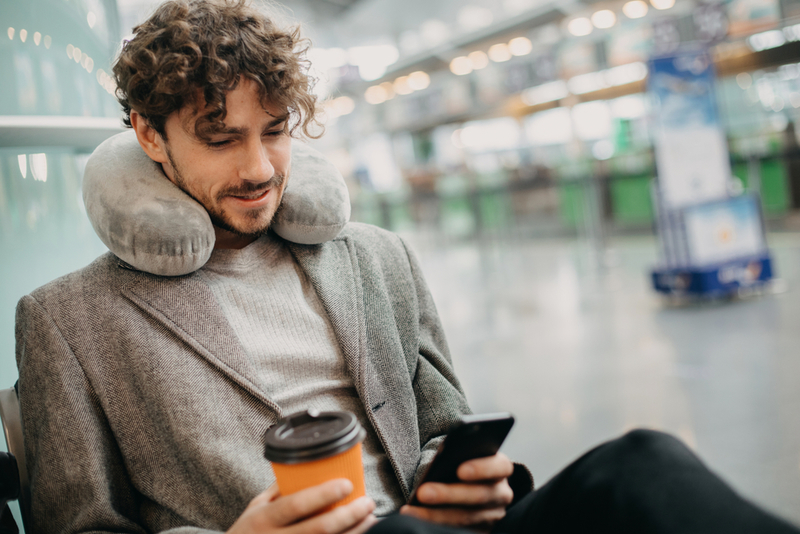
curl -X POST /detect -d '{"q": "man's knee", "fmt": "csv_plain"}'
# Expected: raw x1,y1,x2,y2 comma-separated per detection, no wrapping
607,428,699,471
553,429,705,510
617,428,688,453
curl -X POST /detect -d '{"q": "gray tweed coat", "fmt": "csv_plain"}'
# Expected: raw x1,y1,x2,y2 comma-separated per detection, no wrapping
15,223,482,533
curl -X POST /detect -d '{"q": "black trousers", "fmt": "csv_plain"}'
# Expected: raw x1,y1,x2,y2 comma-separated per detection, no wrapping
372,430,800,534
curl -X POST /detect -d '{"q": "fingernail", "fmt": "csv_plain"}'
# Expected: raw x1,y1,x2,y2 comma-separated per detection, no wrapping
357,496,375,511
337,479,354,498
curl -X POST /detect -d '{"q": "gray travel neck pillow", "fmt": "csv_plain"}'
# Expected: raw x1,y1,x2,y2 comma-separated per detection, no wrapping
83,130,350,276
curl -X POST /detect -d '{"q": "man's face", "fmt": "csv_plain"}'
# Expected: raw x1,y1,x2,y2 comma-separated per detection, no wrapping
158,78,292,245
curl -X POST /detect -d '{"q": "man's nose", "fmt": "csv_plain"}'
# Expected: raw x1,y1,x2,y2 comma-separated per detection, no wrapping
238,137,275,183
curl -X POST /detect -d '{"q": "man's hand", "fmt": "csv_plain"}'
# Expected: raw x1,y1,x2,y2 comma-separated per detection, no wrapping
228,479,377,534
400,453,514,531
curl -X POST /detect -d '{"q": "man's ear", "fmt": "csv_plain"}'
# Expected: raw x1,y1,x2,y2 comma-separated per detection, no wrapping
129,110,169,165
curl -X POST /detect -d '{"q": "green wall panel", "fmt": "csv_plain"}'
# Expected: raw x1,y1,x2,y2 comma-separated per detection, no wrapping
558,182,584,228
610,176,654,225
733,159,790,215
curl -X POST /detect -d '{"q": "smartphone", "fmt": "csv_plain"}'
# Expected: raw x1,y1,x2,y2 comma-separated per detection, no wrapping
409,412,515,505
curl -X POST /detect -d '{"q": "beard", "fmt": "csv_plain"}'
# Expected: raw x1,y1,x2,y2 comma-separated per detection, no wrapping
165,147,286,239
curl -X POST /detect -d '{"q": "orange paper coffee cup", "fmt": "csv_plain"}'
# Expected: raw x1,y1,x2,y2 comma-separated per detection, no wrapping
264,410,367,509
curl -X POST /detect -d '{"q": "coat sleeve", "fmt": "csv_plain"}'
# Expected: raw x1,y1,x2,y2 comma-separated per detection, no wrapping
15,295,219,534
397,240,535,500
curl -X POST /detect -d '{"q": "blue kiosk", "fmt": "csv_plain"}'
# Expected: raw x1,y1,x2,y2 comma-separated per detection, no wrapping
649,50,774,298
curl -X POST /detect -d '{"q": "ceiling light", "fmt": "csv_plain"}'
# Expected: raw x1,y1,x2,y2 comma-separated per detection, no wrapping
650,0,675,10
623,1,649,18
365,85,388,105
450,56,473,76
611,94,647,119
468,50,489,69
87,11,97,28
521,80,569,106
508,37,533,56
43,35,51,48
605,62,647,85
7,28,13,40
488,43,512,62
567,17,593,37
358,65,386,81
326,96,355,117
33,32,41,45
348,44,399,81
379,81,396,99
591,10,616,29
19,29,27,43
307,48,348,71
337,96,355,116
592,140,615,160
394,75,413,95
566,62,648,95
408,71,430,91
568,72,610,94
326,48,347,68
748,30,786,51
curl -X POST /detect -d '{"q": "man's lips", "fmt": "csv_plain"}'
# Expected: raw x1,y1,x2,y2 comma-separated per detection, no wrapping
226,188,272,205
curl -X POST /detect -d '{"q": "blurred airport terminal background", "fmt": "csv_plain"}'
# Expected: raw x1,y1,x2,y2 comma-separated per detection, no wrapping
2,0,800,528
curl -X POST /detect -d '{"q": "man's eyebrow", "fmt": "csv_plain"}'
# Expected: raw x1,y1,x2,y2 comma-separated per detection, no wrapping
264,114,290,129
214,115,289,136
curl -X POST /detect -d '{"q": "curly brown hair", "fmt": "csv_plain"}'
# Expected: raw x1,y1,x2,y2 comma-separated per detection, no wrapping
113,0,321,140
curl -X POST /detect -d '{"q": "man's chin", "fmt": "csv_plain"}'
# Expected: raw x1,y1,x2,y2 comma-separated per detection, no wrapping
209,214,273,240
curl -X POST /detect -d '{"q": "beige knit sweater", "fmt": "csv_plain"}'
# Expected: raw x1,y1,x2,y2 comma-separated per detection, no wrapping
199,232,405,515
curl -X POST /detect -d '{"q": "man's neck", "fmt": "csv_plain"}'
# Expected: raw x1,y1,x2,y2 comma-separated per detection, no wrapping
213,225,258,249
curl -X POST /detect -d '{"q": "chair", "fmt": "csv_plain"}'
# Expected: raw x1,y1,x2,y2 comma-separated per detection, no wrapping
0,385,28,531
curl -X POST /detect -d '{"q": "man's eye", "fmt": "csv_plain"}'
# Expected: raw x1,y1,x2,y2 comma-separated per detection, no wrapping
207,140,231,148
265,124,287,137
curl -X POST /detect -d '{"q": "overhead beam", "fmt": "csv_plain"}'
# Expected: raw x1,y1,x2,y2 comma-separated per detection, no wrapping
0,116,126,151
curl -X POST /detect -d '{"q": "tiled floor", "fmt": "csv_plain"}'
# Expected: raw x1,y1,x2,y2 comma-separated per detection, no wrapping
407,231,800,526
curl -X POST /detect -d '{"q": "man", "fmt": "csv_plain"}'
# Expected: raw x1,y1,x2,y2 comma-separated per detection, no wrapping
14,1,800,533
16,1,522,532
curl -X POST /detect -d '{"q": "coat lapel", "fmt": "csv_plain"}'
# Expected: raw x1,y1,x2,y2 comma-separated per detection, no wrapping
121,270,282,414
288,238,370,404
290,237,415,496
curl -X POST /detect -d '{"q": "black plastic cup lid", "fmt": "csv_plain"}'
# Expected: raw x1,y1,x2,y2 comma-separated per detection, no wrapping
264,409,366,464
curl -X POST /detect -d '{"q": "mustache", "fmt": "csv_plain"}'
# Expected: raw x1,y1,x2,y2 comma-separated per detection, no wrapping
218,174,286,198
